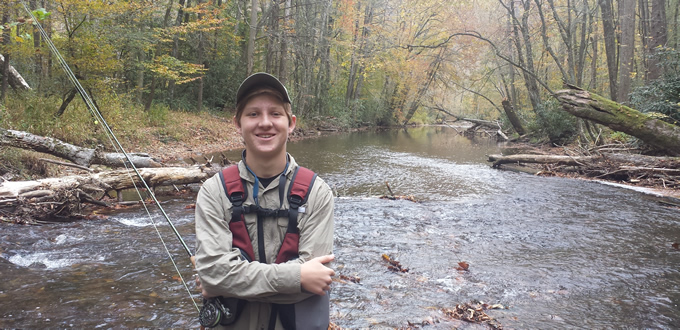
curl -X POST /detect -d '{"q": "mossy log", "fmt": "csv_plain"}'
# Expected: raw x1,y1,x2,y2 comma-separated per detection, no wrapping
555,87,680,156
0,127,161,168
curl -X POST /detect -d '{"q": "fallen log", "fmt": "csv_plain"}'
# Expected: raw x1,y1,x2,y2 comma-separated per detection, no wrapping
488,152,680,191
0,165,220,223
1,127,161,168
555,86,680,156
0,54,31,91
487,154,595,167
488,153,679,169
619,166,680,174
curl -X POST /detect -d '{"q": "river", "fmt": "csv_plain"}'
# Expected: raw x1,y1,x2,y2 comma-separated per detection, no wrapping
1,126,679,328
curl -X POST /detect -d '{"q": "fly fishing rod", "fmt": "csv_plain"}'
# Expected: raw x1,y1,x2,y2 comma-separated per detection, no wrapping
20,1,199,313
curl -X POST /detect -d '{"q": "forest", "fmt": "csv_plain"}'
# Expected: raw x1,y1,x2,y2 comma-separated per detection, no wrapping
1,0,679,162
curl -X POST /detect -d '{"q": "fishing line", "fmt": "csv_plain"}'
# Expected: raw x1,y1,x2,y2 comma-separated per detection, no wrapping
20,2,199,313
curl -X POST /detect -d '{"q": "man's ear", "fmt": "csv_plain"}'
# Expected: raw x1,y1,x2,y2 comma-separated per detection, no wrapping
288,115,297,133
233,116,241,134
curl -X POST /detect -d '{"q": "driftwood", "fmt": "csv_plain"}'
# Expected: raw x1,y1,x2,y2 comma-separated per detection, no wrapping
555,86,680,156
434,107,508,141
0,54,32,91
0,165,220,223
489,153,679,168
488,154,595,167
488,152,680,189
1,127,161,168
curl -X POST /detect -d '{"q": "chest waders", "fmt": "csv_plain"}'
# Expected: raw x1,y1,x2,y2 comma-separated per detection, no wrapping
199,165,317,329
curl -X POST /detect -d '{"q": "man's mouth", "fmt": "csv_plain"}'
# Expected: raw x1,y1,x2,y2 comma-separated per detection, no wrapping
257,134,274,138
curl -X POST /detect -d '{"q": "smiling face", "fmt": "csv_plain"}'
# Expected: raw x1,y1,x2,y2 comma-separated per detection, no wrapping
234,92,296,164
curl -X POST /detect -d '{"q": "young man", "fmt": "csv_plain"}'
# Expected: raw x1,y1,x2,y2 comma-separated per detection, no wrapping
194,73,335,329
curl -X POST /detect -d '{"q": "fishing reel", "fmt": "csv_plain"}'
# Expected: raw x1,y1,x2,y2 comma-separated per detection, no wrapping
199,297,236,328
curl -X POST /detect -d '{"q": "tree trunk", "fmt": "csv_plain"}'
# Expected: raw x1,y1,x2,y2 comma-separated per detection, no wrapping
590,24,598,90
196,0,205,112
555,86,680,156
0,127,162,168
648,0,667,80
144,0,175,112
516,0,543,112
639,0,650,81
30,0,43,92
616,0,636,102
169,0,187,104
1,8,10,104
246,0,258,75
56,89,78,117
598,0,618,100
502,99,526,135
278,0,291,82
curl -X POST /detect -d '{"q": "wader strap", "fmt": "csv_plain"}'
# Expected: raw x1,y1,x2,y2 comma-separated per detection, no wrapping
220,165,255,262
268,304,279,330
276,303,296,330
274,167,317,264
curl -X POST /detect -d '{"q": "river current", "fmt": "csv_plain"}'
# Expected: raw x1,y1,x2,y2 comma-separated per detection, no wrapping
1,127,679,328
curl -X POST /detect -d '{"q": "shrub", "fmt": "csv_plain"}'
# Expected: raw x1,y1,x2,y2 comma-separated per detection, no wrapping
530,98,578,145
630,47,680,123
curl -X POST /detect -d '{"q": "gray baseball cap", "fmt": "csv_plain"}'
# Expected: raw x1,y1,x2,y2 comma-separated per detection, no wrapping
236,72,291,105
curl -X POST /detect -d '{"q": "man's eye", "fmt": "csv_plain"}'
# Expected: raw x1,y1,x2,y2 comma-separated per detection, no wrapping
246,112,257,117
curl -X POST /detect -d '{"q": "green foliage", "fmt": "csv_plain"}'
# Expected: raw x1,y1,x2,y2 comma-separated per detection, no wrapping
630,47,680,123
146,102,171,126
530,98,578,145
31,8,51,21
408,108,433,126
608,131,633,143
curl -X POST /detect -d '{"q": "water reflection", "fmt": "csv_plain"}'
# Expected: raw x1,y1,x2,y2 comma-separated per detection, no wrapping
1,127,679,328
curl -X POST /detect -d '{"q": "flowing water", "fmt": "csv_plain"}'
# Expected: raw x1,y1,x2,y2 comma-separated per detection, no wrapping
1,126,679,328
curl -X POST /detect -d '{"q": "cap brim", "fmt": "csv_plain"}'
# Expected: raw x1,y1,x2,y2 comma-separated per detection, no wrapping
236,72,291,105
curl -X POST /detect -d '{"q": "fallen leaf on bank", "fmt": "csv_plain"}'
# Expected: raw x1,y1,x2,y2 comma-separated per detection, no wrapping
672,242,679,250
185,203,196,209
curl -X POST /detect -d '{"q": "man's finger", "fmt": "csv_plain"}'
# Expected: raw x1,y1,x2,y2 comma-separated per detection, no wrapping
314,254,335,264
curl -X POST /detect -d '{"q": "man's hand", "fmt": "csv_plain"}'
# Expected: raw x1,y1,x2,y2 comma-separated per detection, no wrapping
191,255,215,298
300,254,335,295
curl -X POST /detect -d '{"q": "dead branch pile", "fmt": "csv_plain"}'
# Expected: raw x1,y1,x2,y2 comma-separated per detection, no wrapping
488,144,680,189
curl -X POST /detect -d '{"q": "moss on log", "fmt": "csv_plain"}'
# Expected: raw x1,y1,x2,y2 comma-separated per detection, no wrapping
555,87,680,156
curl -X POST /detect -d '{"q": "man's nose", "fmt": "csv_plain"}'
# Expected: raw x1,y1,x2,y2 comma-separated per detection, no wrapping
259,114,273,127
